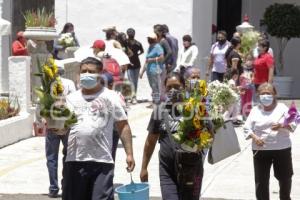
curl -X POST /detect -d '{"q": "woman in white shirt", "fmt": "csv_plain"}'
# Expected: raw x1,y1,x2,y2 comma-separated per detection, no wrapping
244,83,293,200
175,35,198,77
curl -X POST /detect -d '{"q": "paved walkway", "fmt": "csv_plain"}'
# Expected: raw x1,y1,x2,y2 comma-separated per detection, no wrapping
0,89,299,200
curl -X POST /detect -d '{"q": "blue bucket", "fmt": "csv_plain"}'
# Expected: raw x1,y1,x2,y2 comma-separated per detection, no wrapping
115,182,149,200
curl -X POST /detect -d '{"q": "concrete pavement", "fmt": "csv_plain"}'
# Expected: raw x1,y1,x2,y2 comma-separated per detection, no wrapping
0,90,299,200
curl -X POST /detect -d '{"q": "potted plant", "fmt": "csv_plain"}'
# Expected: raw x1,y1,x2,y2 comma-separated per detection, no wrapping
34,57,77,130
261,3,300,97
23,7,58,41
0,93,20,120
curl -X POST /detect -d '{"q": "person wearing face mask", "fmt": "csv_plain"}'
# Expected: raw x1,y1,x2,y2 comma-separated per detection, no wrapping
140,32,164,107
175,34,199,78
253,39,274,90
244,83,294,200
62,57,135,200
206,30,230,82
140,72,205,200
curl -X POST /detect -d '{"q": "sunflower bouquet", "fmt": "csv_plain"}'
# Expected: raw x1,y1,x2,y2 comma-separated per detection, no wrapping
34,57,77,129
172,80,214,152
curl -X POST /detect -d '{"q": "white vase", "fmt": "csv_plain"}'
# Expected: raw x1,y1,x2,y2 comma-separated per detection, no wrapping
273,76,293,98
180,143,198,152
46,118,65,130
23,27,59,41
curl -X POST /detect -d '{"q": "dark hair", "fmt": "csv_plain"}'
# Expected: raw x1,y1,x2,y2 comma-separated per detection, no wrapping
117,32,127,47
230,69,239,78
225,37,241,59
260,32,269,40
162,24,169,33
164,72,185,86
154,24,166,37
61,23,74,33
217,30,227,38
80,57,103,71
126,28,135,35
106,29,116,40
258,39,270,52
182,35,192,42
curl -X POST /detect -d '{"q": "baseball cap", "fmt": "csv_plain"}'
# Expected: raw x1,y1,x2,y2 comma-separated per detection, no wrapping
147,32,157,40
102,26,117,32
91,40,105,49
17,31,24,38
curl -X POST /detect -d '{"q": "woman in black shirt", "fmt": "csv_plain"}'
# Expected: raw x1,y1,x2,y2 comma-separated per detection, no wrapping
225,37,243,80
140,72,203,200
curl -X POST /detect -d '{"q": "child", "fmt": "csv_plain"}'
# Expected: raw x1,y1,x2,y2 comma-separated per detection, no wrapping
223,69,243,126
239,54,254,119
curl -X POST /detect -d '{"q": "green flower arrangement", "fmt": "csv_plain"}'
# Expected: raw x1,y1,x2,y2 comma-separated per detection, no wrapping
34,57,77,129
240,30,260,58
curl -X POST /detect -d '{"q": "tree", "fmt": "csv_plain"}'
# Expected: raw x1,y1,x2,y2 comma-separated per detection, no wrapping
262,3,300,74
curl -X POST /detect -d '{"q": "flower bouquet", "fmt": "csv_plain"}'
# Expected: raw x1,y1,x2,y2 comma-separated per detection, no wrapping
58,33,75,48
172,80,214,152
34,57,77,130
240,30,260,58
208,80,239,129
0,93,20,120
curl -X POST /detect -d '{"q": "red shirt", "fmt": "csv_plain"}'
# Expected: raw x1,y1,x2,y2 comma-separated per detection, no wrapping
12,40,28,56
253,53,274,84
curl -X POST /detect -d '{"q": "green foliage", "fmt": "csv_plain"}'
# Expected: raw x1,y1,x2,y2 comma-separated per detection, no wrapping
240,31,260,57
262,3,300,39
23,7,56,28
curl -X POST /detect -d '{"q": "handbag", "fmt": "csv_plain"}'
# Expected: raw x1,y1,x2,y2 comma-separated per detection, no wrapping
208,120,241,164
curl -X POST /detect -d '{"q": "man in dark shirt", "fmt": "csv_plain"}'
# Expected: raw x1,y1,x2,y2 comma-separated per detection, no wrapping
162,24,178,72
126,28,144,104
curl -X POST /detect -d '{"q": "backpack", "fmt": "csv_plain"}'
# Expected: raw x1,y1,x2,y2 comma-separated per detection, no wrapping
102,55,123,82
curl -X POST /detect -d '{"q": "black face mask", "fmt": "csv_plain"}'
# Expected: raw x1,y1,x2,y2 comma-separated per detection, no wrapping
167,88,182,103
218,39,226,45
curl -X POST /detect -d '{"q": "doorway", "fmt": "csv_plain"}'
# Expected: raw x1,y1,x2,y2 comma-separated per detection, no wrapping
217,0,242,40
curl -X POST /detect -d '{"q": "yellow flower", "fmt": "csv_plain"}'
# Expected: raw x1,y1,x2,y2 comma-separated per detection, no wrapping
56,81,64,94
199,131,213,147
51,63,58,76
199,80,208,96
52,83,58,96
0,99,9,109
185,97,197,112
43,65,54,79
193,115,202,129
197,103,206,117
48,57,55,66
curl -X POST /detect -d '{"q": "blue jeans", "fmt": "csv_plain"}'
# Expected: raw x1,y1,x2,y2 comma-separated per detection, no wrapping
127,68,140,96
147,70,162,104
46,130,68,193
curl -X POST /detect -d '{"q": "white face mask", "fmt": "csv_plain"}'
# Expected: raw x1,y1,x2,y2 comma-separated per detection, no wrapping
80,73,99,89
259,94,274,107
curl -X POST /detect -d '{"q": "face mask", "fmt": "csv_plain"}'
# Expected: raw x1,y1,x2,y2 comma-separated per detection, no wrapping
167,88,181,103
80,73,99,89
218,39,226,45
260,94,274,107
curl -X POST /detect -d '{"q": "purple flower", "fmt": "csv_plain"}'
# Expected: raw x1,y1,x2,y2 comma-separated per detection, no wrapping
284,101,300,126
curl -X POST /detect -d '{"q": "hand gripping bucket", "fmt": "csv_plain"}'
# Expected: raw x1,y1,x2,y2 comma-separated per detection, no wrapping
115,182,149,200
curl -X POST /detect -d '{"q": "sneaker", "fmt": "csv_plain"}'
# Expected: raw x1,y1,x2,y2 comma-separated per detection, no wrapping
48,190,59,198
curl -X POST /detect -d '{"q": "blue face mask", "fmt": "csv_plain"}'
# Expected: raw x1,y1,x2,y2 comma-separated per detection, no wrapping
259,94,274,107
80,73,99,89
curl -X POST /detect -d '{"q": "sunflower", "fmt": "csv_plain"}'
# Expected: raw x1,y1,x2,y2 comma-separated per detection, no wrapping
199,131,213,148
199,80,208,96
43,65,54,79
193,115,202,129
56,80,64,94
197,103,206,117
